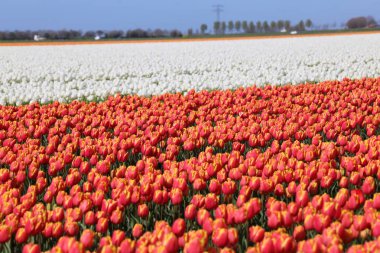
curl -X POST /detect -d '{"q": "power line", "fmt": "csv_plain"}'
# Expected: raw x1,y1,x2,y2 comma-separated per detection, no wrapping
212,4,224,22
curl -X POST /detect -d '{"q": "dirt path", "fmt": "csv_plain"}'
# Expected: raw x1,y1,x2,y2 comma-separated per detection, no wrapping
1,30,379,47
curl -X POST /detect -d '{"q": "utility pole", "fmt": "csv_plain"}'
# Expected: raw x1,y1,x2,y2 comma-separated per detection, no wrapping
212,4,224,22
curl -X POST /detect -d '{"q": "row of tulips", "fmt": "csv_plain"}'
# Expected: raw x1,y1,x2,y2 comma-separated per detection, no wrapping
1,77,380,252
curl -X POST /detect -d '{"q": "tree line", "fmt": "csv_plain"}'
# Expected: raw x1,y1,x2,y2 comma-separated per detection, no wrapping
0,29,183,41
192,19,313,35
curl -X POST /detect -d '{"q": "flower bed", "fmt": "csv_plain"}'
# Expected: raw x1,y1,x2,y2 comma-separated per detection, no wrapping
1,77,380,252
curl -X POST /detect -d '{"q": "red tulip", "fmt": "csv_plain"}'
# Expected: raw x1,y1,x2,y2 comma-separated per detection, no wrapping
185,204,197,220
184,238,204,253
22,243,41,253
84,211,96,225
260,238,275,253
222,179,236,195
170,188,183,205
373,193,380,209
0,224,11,243
372,221,380,237
64,221,79,236
361,176,375,195
212,228,228,248
137,204,149,218
132,223,143,238
110,209,123,224
96,217,109,234
15,227,28,244
293,225,305,241
120,238,136,253
249,226,265,243
296,189,309,207
52,222,63,238
204,193,219,210
172,218,186,236
112,230,126,246
227,227,238,246
80,229,94,249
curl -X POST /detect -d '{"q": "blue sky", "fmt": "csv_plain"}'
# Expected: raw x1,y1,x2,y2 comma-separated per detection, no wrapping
0,0,379,31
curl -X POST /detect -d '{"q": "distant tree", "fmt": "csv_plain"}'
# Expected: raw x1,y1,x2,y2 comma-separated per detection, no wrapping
126,29,149,38
106,30,124,39
96,30,105,37
284,20,291,31
346,16,368,29
305,19,313,29
221,22,227,34
187,28,193,36
214,21,221,34
84,31,96,38
298,20,305,31
241,21,248,33
277,20,284,31
248,22,256,33
256,21,262,32
200,24,208,34
170,30,182,38
235,21,241,33
228,20,234,33
153,29,165,37
367,16,378,27
270,21,277,32
263,21,270,33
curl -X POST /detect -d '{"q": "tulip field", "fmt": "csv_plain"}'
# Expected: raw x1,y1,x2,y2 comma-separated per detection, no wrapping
2,34,380,253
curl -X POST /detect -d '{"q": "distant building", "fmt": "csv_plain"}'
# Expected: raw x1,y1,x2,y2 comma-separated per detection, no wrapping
280,28,287,33
94,33,105,40
34,35,46,41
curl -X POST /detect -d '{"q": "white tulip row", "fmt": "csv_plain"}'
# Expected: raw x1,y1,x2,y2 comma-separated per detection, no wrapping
0,34,380,105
